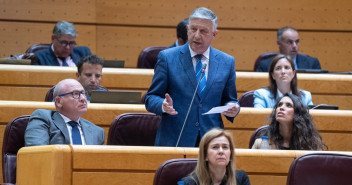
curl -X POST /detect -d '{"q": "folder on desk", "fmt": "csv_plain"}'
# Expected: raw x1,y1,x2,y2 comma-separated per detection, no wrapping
103,60,125,68
308,104,339,110
90,90,141,104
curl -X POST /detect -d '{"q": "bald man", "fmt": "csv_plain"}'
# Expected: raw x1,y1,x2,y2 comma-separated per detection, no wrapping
25,79,104,146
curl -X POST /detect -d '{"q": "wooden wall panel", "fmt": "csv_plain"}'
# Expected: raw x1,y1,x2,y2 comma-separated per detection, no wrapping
96,26,175,67
95,0,352,30
212,30,352,72
0,0,96,23
1,0,352,71
0,22,97,58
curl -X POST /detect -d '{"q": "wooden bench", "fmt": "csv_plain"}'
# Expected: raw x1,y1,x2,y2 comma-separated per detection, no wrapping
0,65,351,109
17,145,352,185
0,100,352,181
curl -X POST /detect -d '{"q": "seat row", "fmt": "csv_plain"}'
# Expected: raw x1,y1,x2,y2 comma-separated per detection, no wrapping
0,65,351,109
15,145,352,185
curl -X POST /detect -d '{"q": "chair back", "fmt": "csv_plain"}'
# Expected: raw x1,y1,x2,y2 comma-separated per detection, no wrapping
253,52,279,71
107,113,161,146
2,115,30,184
238,90,255,107
25,44,51,53
249,125,269,148
287,153,352,185
153,158,197,185
44,86,56,102
137,47,167,69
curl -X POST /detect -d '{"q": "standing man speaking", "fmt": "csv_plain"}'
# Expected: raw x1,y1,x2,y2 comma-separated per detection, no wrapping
145,7,240,147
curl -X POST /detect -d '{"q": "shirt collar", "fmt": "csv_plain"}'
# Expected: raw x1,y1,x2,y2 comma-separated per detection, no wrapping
276,89,292,99
189,46,210,60
58,112,81,125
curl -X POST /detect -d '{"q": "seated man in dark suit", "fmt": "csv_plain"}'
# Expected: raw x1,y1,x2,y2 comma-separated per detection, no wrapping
34,21,92,66
76,55,108,101
25,79,105,146
169,18,189,48
256,26,321,72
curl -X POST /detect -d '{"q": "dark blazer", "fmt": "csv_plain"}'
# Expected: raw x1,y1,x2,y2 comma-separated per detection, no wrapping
145,43,239,147
33,45,92,66
25,109,105,146
256,53,321,72
181,170,251,185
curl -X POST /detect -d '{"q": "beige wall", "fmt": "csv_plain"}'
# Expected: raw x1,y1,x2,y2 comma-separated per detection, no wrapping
1,0,352,71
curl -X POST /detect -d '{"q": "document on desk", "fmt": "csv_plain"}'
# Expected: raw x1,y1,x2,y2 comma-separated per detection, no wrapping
202,104,236,115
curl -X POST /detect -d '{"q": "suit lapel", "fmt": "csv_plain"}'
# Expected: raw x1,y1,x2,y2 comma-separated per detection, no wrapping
48,45,61,66
179,44,198,89
296,54,306,69
71,49,80,65
52,112,71,144
80,119,92,145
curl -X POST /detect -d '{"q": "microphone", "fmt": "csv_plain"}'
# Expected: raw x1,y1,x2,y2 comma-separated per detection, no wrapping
176,63,207,147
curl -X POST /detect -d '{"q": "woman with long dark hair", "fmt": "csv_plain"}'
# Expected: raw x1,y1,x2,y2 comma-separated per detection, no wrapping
254,54,313,108
252,93,326,150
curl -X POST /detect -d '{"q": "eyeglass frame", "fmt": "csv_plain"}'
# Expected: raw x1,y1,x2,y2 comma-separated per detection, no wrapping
56,38,77,47
58,90,87,99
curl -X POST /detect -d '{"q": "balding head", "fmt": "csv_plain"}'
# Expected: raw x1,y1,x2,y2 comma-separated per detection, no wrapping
54,79,87,121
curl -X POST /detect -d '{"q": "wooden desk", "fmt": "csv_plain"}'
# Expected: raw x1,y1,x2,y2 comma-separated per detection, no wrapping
17,145,352,185
0,65,351,109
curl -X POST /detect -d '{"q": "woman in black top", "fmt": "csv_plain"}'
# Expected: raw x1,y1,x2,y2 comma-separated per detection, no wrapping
181,128,250,185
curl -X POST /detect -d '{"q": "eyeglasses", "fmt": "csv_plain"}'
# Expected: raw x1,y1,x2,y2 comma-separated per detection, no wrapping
56,38,77,47
58,90,87,99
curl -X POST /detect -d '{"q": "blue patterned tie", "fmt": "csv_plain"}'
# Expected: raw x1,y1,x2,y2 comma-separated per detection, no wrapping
195,54,206,97
68,121,82,145
58,57,69,66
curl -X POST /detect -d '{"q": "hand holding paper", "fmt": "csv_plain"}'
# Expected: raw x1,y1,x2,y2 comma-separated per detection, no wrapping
203,103,238,115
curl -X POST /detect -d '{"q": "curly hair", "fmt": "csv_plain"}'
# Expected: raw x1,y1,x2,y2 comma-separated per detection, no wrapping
267,93,327,150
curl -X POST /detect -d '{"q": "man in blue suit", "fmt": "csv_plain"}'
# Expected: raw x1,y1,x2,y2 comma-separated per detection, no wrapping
145,7,240,147
34,21,91,66
256,26,321,72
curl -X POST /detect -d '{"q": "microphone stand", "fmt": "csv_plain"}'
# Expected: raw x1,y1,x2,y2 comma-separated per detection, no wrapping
176,63,207,147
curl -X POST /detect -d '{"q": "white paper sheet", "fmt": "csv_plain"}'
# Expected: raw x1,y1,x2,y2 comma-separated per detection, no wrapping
202,104,236,115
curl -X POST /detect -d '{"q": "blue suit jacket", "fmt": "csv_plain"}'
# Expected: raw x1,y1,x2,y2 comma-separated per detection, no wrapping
254,88,313,108
25,109,105,146
33,45,91,66
145,43,238,147
256,53,321,72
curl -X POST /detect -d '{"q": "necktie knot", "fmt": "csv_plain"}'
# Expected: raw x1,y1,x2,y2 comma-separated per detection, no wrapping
68,121,78,128
195,54,203,62
58,57,69,66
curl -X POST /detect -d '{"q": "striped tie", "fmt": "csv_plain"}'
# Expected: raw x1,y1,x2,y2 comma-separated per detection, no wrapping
195,54,206,97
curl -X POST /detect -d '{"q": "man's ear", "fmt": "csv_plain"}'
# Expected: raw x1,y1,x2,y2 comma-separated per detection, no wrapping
213,29,218,37
51,35,55,42
76,72,80,79
55,96,63,108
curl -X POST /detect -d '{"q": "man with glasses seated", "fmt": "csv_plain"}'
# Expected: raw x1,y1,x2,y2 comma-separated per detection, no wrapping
33,21,92,66
25,79,105,146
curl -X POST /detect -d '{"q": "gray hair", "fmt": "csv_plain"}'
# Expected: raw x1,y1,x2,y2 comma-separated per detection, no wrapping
189,7,218,31
53,21,77,38
277,26,298,43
